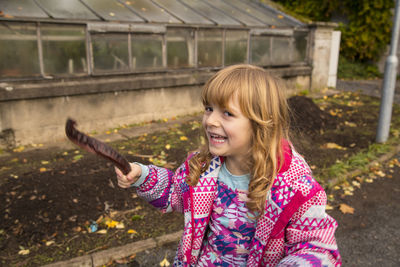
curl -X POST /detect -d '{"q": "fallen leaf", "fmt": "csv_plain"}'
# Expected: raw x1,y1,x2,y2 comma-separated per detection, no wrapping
116,222,125,229
105,219,119,228
339,203,354,214
46,241,55,246
179,136,188,141
352,181,361,188
18,249,30,255
127,229,137,234
325,204,334,210
159,256,170,267
39,167,47,172
13,146,25,152
321,143,347,150
344,121,357,127
333,185,341,191
374,170,385,177
73,155,83,161
97,229,107,234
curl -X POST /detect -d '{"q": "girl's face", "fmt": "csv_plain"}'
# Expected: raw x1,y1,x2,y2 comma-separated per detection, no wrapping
202,94,252,172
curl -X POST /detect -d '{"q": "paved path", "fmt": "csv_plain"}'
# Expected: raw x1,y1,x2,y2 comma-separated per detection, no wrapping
329,152,400,267
337,79,400,104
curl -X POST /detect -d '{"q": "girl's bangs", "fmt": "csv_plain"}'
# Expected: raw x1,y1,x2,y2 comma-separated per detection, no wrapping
202,72,241,109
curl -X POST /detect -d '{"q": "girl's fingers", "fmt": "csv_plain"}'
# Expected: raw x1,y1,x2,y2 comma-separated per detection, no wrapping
115,163,142,188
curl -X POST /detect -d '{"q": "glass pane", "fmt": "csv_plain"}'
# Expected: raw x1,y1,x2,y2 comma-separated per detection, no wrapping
251,35,271,66
293,30,309,62
131,34,163,70
81,0,144,22
152,0,213,25
228,0,292,27
0,22,40,78
167,28,195,68
181,0,240,26
35,0,99,20
92,33,129,73
0,0,49,18
205,0,265,27
198,29,223,67
225,30,248,66
120,0,180,23
41,24,87,76
272,37,292,64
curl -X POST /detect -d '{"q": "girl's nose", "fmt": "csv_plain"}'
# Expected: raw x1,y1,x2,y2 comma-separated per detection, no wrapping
205,112,220,127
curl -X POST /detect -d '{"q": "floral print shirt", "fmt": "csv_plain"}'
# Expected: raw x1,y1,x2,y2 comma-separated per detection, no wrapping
197,163,257,267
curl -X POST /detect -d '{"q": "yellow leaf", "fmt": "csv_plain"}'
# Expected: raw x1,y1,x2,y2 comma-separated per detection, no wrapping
18,249,30,255
321,143,347,150
105,219,119,228
97,229,107,234
339,203,354,214
343,190,353,196
127,229,137,234
41,160,49,165
180,136,188,141
159,256,170,267
116,222,125,229
13,146,25,152
165,144,171,150
344,121,357,127
39,167,47,172
325,204,334,210
374,170,385,177
46,241,55,246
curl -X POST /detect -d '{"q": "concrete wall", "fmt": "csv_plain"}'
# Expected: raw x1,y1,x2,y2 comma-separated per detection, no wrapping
0,66,311,148
308,22,340,90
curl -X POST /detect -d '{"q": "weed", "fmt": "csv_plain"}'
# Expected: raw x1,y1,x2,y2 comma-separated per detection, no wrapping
338,56,382,80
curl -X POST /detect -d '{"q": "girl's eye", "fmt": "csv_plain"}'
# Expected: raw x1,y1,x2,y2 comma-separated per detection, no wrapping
224,110,234,117
205,106,213,112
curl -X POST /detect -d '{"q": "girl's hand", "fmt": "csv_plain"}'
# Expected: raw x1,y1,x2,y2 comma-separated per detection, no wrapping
115,163,142,188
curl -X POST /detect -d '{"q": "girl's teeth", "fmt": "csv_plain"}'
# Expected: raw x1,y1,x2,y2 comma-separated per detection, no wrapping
210,133,226,143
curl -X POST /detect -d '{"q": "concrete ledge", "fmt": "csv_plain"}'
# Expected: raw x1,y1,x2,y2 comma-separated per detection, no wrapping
44,230,183,267
0,66,311,102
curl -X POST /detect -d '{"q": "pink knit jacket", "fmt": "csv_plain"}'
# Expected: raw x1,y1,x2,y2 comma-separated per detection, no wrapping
136,148,341,266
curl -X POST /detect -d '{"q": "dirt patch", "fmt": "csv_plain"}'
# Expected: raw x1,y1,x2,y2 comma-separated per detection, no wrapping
1,91,399,266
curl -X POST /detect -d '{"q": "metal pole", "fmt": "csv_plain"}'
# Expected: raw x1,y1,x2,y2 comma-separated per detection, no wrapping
376,0,400,143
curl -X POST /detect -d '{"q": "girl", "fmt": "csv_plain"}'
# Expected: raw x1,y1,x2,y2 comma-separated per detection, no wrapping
116,64,341,266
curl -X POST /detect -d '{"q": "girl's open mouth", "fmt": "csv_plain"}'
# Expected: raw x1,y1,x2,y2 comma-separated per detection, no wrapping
209,133,227,144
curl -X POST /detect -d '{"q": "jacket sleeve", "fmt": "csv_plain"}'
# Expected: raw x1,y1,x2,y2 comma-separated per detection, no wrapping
277,189,342,267
134,159,190,214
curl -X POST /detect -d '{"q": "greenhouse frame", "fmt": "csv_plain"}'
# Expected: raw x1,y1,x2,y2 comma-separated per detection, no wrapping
0,0,339,148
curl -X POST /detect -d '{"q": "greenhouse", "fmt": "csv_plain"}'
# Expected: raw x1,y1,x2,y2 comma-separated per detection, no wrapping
0,0,308,78
0,0,339,148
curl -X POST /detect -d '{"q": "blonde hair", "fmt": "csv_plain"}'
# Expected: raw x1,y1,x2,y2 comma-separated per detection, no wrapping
188,64,290,215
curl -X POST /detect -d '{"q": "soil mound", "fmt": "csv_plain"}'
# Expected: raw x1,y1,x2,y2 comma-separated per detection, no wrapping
288,95,334,133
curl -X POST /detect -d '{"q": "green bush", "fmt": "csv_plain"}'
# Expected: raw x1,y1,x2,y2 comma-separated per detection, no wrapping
337,56,381,80
271,0,394,63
